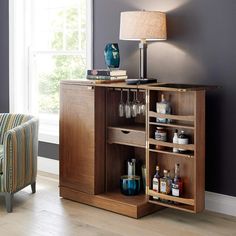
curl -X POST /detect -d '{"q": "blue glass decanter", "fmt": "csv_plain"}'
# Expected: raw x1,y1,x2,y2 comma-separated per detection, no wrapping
104,43,120,69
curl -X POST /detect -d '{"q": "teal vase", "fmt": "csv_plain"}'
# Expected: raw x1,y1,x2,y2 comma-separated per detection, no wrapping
104,43,120,69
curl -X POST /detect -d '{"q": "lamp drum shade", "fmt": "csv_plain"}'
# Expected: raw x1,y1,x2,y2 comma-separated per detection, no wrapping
120,11,167,41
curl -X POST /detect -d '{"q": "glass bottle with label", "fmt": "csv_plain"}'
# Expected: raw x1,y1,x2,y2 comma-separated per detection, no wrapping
155,127,167,150
178,130,189,153
152,165,161,199
172,163,183,197
156,94,171,123
160,170,172,195
173,129,178,153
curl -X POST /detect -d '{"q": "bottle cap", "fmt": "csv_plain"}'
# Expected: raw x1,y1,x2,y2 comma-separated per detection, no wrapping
156,165,159,171
163,169,168,174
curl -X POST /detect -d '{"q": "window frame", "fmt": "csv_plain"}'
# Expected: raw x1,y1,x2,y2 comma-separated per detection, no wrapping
9,0,93,144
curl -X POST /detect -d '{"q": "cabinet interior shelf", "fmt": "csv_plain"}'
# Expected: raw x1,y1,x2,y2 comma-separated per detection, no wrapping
149,122,195,130
149,111,195,122
107,141,146,148
149,139,195,151
99,190,147,207
149,149,194,159
107,124,145,132
148,189,195,206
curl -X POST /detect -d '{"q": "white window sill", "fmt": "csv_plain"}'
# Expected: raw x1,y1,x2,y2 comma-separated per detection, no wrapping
38,113,59,144
39,132,59,144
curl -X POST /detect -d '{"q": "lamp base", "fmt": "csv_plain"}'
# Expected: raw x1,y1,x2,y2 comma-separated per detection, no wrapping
126,78,158,85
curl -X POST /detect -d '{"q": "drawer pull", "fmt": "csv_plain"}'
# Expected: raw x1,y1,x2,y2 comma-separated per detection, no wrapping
121,130,130,134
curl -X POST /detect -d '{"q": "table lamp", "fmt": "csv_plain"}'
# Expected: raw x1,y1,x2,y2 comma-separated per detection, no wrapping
119,11,167,84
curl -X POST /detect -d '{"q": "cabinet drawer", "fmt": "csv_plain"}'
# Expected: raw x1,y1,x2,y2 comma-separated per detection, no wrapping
107,126,146,147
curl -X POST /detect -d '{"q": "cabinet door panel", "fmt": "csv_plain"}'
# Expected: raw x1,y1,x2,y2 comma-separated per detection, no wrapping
60,84,95,194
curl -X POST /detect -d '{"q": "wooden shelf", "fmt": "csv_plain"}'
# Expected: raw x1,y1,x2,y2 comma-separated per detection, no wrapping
148,189,195,206
99,190,148,206
107,124,145,132
107,141,146,148
148,200,194,213
149,122,195,130
149,111,194,122
149,138,195,151
149,149,194,159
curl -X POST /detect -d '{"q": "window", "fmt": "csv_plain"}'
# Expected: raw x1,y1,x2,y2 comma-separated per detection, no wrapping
9,0,93,144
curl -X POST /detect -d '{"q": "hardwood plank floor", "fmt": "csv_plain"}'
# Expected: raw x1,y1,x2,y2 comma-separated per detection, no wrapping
0,172,235,236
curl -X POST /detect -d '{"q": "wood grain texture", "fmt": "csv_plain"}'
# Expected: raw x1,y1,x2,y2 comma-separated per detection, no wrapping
95,87,106,194
60,186,160,219
149,111,195,122
60,84,106,195
194,90,206,213
149,139,195,151
60,84,96,194
148,190,195,206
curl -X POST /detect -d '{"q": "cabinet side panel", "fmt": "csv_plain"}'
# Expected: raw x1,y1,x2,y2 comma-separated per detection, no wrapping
60,83,95,194
95,87,106,194
194,90,205,212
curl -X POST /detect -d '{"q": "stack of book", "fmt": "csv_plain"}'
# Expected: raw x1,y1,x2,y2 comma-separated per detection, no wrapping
87,69,127,82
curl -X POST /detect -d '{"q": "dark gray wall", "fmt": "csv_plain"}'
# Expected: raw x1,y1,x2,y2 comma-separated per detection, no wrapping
0,0,235,196
94,0,236,196
0,0,9,112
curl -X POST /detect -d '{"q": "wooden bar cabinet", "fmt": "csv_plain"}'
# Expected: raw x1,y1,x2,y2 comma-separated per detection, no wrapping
59,80,209,218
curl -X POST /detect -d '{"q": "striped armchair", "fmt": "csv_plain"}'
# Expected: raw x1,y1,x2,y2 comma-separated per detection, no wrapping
0,114,39,212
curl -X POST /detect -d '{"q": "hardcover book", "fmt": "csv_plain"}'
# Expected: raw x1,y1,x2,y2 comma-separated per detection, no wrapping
87,75,128,80
87,69,127,76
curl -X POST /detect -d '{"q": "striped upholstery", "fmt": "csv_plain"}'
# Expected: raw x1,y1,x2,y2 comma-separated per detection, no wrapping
0,145,3,173
0,114,38,193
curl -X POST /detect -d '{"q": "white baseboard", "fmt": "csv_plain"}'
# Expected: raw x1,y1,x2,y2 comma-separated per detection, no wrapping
37,156,59,175
205,191,236,217
37,156,236,217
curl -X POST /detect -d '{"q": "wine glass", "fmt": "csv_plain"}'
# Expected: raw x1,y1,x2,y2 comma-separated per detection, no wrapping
140,91,146,116
136,90,142,115
125,89,131,118
131,90,138,117
118,89,125,117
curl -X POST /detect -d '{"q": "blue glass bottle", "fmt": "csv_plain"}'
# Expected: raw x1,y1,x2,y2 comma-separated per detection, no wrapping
104,43,120,69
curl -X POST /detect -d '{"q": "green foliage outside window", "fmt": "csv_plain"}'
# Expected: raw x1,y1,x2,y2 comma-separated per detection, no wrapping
38,6,86,114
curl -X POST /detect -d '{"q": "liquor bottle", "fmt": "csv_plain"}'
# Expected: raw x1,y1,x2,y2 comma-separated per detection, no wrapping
172,163,183,197
160,169,172,195
173,129,178,153
156,94,171,123
152,165,161,199
178,130,189,153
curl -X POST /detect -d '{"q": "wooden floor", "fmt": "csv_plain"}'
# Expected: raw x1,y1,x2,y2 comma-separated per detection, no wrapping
0,172,235,236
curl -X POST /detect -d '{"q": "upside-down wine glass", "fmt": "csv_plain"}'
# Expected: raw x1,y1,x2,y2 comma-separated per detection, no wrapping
140,91,146,116
125,89,131,118
131,90,138,117
118,89,125,117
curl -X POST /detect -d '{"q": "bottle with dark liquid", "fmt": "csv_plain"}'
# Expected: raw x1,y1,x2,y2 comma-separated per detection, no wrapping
172,163,183,197
178,130,189,153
